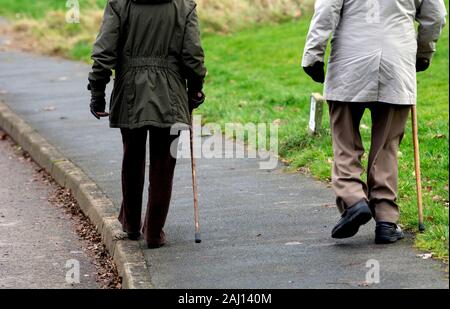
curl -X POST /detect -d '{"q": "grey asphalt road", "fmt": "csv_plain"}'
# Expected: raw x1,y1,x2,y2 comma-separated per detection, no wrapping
0,135,99,289
0,50,447,289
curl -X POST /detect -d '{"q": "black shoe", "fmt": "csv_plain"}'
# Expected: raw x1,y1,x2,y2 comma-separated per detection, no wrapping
375,222,404,244
127,232,141,241
332,200,372,239
147,242,165,249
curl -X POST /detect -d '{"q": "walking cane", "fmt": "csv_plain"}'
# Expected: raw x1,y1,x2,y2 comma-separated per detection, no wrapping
190,112,202,243
411,106,425,232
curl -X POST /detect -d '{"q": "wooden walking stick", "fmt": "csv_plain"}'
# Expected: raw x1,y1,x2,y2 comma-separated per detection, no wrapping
411,105,425,232
190,113,202,243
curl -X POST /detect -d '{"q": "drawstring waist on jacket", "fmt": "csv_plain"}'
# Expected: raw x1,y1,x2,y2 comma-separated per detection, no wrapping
120,57,184,78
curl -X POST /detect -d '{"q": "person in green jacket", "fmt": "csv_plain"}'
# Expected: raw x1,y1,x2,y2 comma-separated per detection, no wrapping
88,0,207,249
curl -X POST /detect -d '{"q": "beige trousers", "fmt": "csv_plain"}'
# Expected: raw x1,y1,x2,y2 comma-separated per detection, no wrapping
328,101,410,223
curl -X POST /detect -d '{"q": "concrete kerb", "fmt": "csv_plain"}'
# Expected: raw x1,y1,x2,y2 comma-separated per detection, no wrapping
0,100,153,289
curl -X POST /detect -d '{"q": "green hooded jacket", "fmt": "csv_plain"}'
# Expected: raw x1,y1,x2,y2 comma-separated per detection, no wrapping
88,0,207,129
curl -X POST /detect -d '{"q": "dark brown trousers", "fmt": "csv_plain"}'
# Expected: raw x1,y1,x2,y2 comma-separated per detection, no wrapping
328,101,410,223
118,126,178,246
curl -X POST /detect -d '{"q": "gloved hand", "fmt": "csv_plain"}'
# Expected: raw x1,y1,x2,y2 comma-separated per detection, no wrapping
303,61,325,84
87,83,109,120
416,58,430,72
189,91,205,111
90,95,108,120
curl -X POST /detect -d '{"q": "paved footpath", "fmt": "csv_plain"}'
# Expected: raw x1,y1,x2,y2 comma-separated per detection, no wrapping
0,134,99,288
0,50,447,289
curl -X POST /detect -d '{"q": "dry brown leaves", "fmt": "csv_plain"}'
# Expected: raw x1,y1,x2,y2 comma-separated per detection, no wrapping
5,134,122,289
48,183,122,289
0,130,7,141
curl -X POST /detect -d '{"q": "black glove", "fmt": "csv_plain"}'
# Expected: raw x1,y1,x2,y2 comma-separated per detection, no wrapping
303,61,325,84
189,91,205,111
87,82,109,120
90,95,107,120
416,58,430,72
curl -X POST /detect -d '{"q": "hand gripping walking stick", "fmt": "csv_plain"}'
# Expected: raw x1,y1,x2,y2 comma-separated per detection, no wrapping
411,106,425,232
190,113,202,243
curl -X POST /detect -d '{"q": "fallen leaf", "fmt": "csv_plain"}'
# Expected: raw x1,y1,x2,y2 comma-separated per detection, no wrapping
238,100,248,108
323,204,337,209
416,253,433,260
274,106,284,112
285,241,303,246
297,167,310,174
433,134,446,139
274,201,289,205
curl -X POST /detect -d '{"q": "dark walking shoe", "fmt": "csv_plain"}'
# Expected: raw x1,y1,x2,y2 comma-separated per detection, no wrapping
124,230,141,241
147,242,166,249
375,222,404,244
127,232,141,241
332,200,372,239
145,230,167,249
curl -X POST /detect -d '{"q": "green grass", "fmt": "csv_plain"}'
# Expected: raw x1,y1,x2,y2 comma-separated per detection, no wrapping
199,20,449,260
70,40,93,62
0,0,448,260
0,0,104,19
